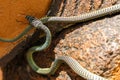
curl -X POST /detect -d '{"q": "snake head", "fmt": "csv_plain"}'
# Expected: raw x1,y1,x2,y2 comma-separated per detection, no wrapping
25,15,36,23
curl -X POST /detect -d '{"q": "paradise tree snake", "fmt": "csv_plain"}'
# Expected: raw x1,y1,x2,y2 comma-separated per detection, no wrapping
1,4,120,80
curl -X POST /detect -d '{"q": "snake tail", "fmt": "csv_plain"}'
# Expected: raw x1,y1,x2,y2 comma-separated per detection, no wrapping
0,25,32,42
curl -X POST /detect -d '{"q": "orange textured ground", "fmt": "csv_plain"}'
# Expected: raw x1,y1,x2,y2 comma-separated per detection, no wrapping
0,0,52,58
0,68,2,80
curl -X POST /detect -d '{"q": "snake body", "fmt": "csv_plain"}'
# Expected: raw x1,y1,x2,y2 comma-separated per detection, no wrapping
43,3,120,23
1,4,120,42
26,16,107,80
0,25,32,42
27,54,107,80
2,4,120,80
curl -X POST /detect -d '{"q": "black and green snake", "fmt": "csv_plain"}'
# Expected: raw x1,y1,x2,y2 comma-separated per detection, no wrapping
1,4,120,80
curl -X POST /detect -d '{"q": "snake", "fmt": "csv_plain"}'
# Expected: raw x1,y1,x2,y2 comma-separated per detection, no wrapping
1,4,120,42
2,4,120,80
25,16,108,80
0,25,32,42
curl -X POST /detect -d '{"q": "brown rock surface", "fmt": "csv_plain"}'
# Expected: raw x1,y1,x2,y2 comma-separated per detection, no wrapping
54,14,120,79
56,71,72,80
111,66,120,80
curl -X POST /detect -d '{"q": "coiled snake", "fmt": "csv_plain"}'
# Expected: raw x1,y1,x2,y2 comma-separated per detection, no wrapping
1,4,120,80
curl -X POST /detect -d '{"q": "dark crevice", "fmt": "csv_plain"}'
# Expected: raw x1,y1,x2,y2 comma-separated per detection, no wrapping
74,0,81,15
90,0,94,10
60,0,67,16
48,0,63,16
101,0,104,6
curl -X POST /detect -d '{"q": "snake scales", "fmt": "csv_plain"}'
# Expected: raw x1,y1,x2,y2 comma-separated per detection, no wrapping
1,4,120,80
